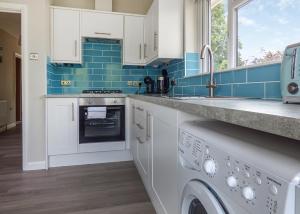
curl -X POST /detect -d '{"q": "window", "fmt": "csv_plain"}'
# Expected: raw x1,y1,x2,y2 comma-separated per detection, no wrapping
199,0,300,72
236,0,300,67
211,0,228,71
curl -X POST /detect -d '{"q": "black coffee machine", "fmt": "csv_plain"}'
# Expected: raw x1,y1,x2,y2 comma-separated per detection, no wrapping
157,69,170,94
144,76,155,94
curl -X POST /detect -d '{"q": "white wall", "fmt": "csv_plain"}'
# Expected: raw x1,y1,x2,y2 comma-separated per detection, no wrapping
112,0,152,14
52,0,95,10
0,0,50,165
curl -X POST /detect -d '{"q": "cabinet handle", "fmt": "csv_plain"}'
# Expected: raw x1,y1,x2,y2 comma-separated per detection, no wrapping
74,40,78,57
136,107,144,112
154,32,158,51
136,123,144,130
139,44,142,60
146,112,151,140
72,103,75,121
94,32,112,36
136,137,145,144
144,44,147,58
132,105,135,125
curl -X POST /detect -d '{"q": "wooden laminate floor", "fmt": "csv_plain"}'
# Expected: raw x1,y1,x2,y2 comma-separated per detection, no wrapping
0,126,156,214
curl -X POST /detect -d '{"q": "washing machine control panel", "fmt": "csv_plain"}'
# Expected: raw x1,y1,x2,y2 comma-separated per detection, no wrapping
179,130,293,214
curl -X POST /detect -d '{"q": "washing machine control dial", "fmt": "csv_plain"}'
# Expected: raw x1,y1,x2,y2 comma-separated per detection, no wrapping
203,159,217,175
242,186,255,201
226,176,238,188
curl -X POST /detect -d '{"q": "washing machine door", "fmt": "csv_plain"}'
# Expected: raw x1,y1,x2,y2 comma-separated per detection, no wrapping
181,181,228,214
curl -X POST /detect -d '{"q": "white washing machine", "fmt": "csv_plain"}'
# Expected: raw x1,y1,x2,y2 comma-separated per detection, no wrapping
178,121,300,214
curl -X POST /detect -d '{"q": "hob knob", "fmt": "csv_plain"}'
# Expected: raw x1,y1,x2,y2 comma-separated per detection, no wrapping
203,159,217,175
242,186,255,201
226,176,238,188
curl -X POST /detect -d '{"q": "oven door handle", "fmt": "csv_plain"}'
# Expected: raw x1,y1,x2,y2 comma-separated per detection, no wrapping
72,103,75,121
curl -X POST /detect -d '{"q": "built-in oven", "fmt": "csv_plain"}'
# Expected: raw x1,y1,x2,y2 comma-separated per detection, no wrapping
79,98,125,145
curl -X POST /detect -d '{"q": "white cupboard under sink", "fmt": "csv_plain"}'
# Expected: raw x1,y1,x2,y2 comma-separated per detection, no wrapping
81,11,124,39
51,8,81,64
123,15,145,65
47,98,78,155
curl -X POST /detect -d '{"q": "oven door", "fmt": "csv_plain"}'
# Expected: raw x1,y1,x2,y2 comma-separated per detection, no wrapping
79,105,125,144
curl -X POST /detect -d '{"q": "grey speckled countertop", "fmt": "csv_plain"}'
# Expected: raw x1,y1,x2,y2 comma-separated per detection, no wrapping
129,94,300,141
45,94,128,98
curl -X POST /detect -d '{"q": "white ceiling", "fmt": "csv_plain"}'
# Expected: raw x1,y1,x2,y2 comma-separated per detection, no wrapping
0,12,21,39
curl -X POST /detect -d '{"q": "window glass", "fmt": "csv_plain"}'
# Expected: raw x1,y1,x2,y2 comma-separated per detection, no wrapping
211,0,228,71
237,0,300,66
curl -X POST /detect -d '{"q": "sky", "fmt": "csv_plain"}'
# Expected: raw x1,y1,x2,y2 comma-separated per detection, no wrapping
238,0,300,62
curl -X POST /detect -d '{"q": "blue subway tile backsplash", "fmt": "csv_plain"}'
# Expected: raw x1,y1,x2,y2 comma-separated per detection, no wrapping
47,39,160,94
48,40,282,100
169,56,281,100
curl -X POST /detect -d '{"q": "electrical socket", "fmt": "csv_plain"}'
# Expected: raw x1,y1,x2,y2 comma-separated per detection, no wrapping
61,80,72,86
127,81,133,86
133,81,141,87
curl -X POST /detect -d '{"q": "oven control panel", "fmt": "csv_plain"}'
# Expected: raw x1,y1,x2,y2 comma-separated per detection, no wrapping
179,130,294,214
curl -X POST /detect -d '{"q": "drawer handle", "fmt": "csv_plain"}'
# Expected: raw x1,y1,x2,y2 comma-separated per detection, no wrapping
139,44,142,60
136,137,145,144
72,103,75,121
136,107,144,112
95,32,112,36
136,123,144,130
146,112,151,140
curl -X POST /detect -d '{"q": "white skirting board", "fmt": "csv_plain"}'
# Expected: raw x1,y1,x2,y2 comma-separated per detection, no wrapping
24,161,47,171
49,150,133,168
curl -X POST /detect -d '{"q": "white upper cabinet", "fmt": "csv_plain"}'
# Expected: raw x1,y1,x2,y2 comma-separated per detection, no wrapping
51,8,81,63
81,11,124,39
145,0,183,65
123,16,145,65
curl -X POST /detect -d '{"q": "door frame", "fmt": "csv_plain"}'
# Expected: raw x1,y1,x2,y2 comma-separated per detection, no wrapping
15,53,22,122
0,3,28,171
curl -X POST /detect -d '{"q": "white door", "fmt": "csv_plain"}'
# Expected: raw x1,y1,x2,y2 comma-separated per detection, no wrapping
47,98,78,155
81,11,123,39
181,181,227,214
123,16,145,65
51,8,80,63
152,115,178,214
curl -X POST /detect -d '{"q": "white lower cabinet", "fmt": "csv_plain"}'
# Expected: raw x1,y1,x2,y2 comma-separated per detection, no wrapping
47,98,78,156
130,98,179,214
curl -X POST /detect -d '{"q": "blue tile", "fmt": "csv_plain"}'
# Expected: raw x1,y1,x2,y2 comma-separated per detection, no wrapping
233,69,247,83
93,81,112,88
102,51,121,57
93,44,111,50
182,86,195,96
266,82,282,99
93,56,111,63
247,64,280,82
215,85,232,96
186,61,200,70
186,52,200,61
221,71,233,84
195,86,208,96
103,75,121,81
233,83,264,98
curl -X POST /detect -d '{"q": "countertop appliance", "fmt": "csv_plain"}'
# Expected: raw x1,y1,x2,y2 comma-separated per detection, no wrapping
281,43,300,103
78,90,125,151
144,76,155,94
178,120,300,214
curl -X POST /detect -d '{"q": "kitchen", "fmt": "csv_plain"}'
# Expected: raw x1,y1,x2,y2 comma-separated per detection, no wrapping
0,0,299,213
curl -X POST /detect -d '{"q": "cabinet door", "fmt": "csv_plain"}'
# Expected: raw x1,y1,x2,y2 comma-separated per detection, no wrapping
81,11,123,39
152,108,178,214
51,8,80,63
47,98,78,155
144,0,159,63
129,101,137,161
123,16,145,65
